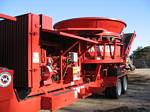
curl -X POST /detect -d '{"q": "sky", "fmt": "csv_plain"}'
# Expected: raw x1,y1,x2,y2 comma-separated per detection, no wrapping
0,0,150,54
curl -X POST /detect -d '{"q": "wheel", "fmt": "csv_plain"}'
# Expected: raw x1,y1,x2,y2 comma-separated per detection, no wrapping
121,76,128,94
115,78,122,98
105,79,122,99
104,87,111,98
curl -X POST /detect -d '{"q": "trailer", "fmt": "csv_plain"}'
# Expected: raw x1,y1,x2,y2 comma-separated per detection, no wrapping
0,13,135,112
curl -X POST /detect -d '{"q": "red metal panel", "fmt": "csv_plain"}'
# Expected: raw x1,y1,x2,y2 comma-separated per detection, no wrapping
0,93,41,112
0,14,29,87
28,14,32,87
82,58,124,64
28,14,41,90
41,89,77,111
54,17,126,35
0,70,13,101
40,14,52,30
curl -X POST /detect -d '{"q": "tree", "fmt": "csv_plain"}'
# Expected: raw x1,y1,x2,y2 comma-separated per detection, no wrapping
131,46,150,59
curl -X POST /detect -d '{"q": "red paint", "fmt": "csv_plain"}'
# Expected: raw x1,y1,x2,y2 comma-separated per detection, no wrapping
0,70,13,101
0,13,135,112
54,17,126,35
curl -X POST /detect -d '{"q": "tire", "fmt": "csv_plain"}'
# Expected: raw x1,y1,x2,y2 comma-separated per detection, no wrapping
121,76,128,94
116,79,122,98
104,87,111,98
105,79,122,99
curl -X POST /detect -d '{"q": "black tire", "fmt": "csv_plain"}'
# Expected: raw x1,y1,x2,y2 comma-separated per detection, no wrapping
105,79,122,99
104,87,111,98
121,76,128,94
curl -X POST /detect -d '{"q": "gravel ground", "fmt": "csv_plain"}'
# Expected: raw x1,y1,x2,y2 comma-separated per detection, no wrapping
41,69,150,112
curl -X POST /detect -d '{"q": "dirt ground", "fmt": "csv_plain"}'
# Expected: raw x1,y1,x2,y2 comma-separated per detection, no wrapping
42,69,150,112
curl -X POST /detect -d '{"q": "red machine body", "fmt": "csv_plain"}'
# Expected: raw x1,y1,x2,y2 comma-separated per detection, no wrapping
0,13,135,112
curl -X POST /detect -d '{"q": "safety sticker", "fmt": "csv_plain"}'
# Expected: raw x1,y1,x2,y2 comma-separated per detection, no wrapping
33,52,39,63
0,72,12,88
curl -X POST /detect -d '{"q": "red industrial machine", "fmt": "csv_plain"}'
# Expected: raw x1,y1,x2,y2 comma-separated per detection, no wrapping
0,13,135,112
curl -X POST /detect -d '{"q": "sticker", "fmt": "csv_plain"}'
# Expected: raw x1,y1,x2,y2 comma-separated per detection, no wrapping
73,75,80,81
33,52,39,63
99,45,114,53
80,85,85,89
76,87,80,93
71,81,75,86
74,90,78,98
0,72,12,88
73,87,80,99
97,57,101,60
88,47,95,52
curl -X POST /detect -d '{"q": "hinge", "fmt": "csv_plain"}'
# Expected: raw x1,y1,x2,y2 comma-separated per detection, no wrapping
29,32,39,36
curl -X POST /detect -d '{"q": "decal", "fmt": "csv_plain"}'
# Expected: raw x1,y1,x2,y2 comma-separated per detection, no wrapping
0,72,12,88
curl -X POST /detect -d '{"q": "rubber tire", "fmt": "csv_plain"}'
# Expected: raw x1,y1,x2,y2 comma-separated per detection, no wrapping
105,79,122,99
121,76,128,94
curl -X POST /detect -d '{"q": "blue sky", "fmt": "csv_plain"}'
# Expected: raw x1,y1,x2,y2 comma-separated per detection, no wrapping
1,0,150,53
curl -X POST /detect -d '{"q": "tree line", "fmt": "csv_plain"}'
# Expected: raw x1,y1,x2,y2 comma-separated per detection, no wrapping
131,46,150,59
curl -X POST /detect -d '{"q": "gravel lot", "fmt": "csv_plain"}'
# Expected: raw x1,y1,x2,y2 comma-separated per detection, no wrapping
41,69,150,112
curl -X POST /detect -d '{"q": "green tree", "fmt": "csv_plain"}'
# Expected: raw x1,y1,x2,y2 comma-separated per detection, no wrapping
131,46,150,59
